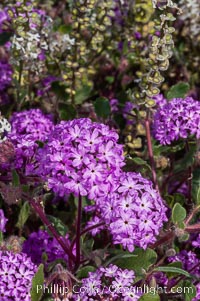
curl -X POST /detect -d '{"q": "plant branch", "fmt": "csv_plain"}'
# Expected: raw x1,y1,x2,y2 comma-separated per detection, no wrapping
185,205,200,225
145,115,159,192
75,194,82,270
149,231,175,249
185,141,193,208
70,221,105,253
185,223,200,233
28,197,76,263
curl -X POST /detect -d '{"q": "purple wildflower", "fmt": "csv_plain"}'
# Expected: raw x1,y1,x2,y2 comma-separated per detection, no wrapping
168,250,200,278
122,102,138,125
85,216,106,236
192,283,200,301
36,118,124,198
8,109,54,172
168,181,189,197
0,250,37,301
0,209,8,232
22,229,71,266
192,234,200,248
72,264,141,300
153,94,168,108
110,98,119,113
0,10,9,33
153,97,200,145
0,60,12,91
91,171,167,251
37,76,59,96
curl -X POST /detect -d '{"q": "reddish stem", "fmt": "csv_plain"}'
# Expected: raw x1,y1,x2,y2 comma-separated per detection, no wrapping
185,223,200,233
167,261,200,291
185,141,193,208
81,221,105,236
29,198,76,263
185,206,200,225
75,194,82,270
70,221,106,252
145,117,159,192
149,231,175,249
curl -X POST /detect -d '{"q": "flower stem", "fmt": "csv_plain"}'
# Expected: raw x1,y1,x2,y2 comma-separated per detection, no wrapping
185,141,193,209
145,115,159,192
185,223,200,233
149,231,175,249
70,221,105,253
185,205,200,225
75,194,82,270
29,198,76,263
81,222,105,236
167,261,200,291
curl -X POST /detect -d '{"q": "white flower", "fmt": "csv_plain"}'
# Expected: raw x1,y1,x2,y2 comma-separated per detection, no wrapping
0,117,11,142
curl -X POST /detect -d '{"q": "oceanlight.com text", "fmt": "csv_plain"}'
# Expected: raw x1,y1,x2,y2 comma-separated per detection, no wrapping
37,283,195,295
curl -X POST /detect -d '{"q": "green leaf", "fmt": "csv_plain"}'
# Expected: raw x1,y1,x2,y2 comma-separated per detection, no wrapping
46,258,68,273
168,261,182,269
51,81,69,101
35,140,45,148
12,170,20,186
172,203,186,224
173,193,185,206
174,143,197,173
164,261,182,278
16,202,30,230
115,248,157,280
192,168,200,205
58,24,72,34
76,266,96,279
178,232,190,242
75,85,93,104
105,252,138,267
139,292,160,301
46,215,68,236
58,103,76,120
166,82,190,100
183,280,196,301
129,157,151,171
105,76,115,84
94,97,111,118
31,264,44,301
0,32,12,46
0,231,3,244
197,187,200,205
154,266,191,278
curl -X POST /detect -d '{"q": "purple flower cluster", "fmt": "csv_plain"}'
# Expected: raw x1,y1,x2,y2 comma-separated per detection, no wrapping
192,234,200,248
110,98,119,113
0,250,37,301
168,250,200,277
109,99,138,125
168,250,200,300
8,109,54,172
193,283,200,301
0,139,15,170
153,93,167,108
72,264,141,301
91,172,167,251
37,76,58,97
22,229,70,265
0,60,12,91
153,97,200,145
37,118,124,198
0,10,9,33
113,0,129,26
0,209,8,232
168,181,189,197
